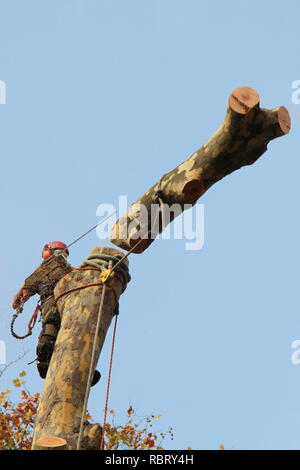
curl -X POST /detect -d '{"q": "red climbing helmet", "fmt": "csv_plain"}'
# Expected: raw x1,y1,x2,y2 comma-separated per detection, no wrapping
42,241,69,260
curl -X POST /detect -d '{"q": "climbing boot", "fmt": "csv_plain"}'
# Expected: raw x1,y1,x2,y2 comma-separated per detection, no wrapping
91,370,101,387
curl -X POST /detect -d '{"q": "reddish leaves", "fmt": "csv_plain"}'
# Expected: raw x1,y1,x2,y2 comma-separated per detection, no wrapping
1,375,173,451
0,372,39,450
104,408,173,450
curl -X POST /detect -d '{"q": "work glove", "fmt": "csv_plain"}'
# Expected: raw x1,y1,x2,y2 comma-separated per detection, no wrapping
12,286,32,310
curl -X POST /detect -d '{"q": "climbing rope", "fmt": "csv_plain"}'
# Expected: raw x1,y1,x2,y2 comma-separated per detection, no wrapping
76,253,130,450
100,312,118,450
76,267,110,450
75,196,164,450
106,196,164,279
67,211,117,249
55,279,118,306
96,196,164,450
67,187,165,251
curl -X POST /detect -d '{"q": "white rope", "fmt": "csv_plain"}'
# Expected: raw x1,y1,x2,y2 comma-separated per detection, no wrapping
76,276,108,450
76,197,164,450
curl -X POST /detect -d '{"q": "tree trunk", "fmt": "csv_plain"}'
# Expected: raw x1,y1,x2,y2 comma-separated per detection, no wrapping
110,86,291,253
31,247,130,450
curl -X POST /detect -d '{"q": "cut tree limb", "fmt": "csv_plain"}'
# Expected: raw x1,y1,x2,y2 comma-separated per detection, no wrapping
110,86,291,253
34,436,67,450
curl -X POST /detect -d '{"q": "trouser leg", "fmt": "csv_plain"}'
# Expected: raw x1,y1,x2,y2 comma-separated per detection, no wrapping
36,310,61,379
35,309,101,386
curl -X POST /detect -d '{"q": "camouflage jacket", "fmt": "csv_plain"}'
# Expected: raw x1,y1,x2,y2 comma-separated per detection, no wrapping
24,254,72,319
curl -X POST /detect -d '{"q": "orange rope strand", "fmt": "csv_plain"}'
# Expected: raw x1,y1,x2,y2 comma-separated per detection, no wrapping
100,313,119,450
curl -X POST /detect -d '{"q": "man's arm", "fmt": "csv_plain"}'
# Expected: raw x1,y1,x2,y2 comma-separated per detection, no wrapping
12,285,35,310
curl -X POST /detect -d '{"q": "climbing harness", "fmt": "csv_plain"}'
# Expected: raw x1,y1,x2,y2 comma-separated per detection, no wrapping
10,301,41,340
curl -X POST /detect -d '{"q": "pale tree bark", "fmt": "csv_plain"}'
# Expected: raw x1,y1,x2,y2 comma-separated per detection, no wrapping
110,86,291,253
31,247,130,450
31,87,291,450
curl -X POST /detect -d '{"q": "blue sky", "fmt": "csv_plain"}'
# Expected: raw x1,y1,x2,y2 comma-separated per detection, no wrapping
0,0,300,450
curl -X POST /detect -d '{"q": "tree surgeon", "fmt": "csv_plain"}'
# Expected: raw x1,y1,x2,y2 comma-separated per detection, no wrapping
12,241,101,386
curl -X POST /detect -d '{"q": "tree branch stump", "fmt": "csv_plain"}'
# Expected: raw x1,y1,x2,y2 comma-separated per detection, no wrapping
31,247,130,450
110,86,291,253
35,436,67,450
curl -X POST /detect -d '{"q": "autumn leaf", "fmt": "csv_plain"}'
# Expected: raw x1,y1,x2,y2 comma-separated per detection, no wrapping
12,379,21,388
